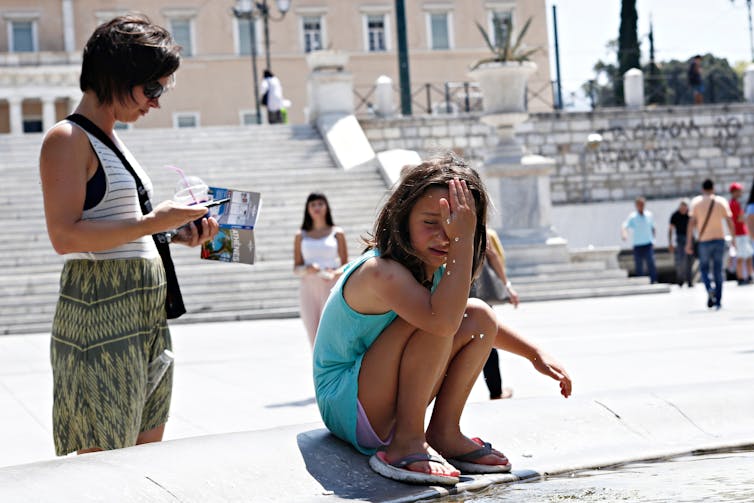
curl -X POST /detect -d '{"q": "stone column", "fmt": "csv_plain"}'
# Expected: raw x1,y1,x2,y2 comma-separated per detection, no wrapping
471,62,568,266
480,112,568,265
374,75,394,118
744,64,754,103
8,96,23,135
42,96,57,132
624,68,644,109
61,0,76,53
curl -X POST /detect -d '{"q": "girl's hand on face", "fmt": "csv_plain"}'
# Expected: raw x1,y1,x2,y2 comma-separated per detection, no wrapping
439,178,477,241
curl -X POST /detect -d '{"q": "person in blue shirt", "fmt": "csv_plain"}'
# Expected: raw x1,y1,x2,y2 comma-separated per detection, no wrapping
621,196,657,283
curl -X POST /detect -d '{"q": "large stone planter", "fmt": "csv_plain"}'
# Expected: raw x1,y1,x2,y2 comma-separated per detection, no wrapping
469,61,537,114
305,50,349,72
306,51,353,124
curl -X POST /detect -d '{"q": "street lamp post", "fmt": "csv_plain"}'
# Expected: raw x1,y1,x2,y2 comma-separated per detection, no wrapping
232,0,291,124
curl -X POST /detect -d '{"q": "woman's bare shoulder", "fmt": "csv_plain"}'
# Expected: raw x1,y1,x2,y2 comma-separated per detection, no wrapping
40,122,95,175
41,121,89,154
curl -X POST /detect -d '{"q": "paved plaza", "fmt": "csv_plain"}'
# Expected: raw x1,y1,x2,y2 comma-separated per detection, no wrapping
1,282,752,501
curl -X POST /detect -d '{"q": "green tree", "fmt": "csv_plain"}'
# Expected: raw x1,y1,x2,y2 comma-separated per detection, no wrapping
656,55,742,104
645,20,666,105
616,0,640,105
584,53,742,107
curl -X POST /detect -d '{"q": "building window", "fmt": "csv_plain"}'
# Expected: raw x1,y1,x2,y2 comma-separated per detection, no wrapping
23,118,43,133
170,19,194,57
174,112,199,128
428,12,451,50
9,20,36,52
301,16,322,53
365,14,387,52
236,18,262,56
490,10,512,47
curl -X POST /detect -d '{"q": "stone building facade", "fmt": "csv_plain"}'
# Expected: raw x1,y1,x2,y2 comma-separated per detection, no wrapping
0,0,552,134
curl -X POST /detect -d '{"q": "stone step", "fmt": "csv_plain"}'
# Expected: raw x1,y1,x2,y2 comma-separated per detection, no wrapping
519,282,671,302
0,305,302,336
508,268,627,284
1,295,300,328
515,276,654,293
0,122,390,335
0,264,634,303
507,260,609,276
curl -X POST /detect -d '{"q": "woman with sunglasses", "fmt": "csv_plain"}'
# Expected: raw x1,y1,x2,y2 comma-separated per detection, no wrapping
39,14,218,457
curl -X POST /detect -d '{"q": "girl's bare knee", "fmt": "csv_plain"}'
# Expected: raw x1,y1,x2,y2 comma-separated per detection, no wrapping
457,299,497,343
464,299,497,326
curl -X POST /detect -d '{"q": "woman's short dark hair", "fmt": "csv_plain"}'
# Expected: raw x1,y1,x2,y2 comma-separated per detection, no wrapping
301,192,334,230
365,153,489,286
80,14,181,105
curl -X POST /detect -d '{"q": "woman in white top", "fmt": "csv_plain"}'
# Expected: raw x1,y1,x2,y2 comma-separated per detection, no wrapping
293,193,348,347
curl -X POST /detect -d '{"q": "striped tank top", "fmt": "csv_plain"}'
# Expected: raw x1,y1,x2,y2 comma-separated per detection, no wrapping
63,120,158,261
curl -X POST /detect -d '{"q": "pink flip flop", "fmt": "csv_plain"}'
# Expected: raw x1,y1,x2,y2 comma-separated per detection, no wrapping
446,437,512,474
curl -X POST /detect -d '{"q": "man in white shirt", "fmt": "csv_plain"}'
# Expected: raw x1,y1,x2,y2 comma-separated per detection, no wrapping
260,69,284,124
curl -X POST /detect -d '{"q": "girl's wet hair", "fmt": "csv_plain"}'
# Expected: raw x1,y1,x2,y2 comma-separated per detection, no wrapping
80,13,181,105
301,192,335,230
365,153,489,286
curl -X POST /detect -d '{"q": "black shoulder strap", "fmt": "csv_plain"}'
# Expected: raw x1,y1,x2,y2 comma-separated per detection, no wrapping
66,113,185,318
698,197,716,241
67,113,154,215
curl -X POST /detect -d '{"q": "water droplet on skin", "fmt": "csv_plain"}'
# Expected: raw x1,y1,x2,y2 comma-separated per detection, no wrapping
452,260,456,264
454,237,460,242
463,313,469,318
446,271,451,276
471,335,475,339
480,333,485,339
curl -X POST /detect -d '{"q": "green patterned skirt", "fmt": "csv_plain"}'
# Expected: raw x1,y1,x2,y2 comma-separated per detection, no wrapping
51,257,173,455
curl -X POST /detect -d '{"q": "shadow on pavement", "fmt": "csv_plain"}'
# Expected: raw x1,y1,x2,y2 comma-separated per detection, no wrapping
296,429,446,502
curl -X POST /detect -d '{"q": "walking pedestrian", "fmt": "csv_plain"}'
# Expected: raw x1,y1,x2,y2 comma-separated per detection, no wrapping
621,196,657,283
668,199,694,287
260,69,285,124
685,179,735,309
728,182,753,285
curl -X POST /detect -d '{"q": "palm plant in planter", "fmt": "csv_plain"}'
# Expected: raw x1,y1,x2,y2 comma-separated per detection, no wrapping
470,16,539,114
472,16,539,69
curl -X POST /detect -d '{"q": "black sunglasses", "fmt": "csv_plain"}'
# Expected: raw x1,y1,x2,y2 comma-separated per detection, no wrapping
143,80,169,100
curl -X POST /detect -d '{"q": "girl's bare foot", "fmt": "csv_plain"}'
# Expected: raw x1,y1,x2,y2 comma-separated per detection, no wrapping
426,431,510,468
383,440,460,477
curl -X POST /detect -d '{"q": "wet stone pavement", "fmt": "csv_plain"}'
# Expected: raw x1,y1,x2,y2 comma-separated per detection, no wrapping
460,449,754,502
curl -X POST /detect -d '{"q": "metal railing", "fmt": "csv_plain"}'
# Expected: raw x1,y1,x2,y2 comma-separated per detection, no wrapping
354,80,559,117
586,72,744,109
354,81,484,117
